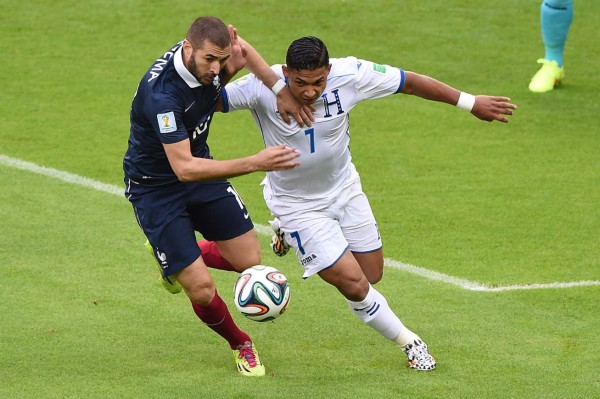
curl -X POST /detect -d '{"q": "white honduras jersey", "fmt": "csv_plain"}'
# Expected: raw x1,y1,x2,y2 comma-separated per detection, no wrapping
224,57,405,199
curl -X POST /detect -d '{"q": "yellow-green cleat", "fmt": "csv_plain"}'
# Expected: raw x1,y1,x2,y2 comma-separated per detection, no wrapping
233,341,265,377
144,240,182,294
528,59,564,93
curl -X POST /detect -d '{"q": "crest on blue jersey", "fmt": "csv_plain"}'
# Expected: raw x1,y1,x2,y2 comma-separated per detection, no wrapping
157,111,177,133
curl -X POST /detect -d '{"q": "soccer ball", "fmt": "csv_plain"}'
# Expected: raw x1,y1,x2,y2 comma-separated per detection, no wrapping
233,265,290,322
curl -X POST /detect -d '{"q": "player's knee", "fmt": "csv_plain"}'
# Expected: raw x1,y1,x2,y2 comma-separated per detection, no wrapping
354,251,384,285
232,247,261,271
245,247,261,268
339,277,370,302
185,280,216,305
367,269,384,285
219,240,261,271
361,261,384,284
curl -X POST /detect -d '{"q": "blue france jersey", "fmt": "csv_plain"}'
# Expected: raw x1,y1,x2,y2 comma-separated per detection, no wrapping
124,42,224,187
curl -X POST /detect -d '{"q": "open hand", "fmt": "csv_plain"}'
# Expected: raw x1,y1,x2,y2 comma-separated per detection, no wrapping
277,86,315,127
252,144,301,171
224,24,247,76
472,96,517,123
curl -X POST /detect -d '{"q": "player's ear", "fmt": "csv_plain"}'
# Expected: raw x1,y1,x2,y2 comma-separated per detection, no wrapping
183,39,193,55
282,65,289,79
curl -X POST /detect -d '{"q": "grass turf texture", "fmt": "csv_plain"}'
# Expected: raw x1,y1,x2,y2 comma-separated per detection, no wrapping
1,0,599,398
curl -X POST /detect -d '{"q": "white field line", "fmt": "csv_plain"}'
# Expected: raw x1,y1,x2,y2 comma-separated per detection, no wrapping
0,154,124,197
2,154,599,292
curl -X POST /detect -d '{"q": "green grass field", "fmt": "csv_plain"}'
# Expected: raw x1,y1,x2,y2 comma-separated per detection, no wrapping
1,1,599,398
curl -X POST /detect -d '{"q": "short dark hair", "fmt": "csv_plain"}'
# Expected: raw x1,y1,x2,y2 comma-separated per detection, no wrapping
186,16,230,49
286,36,329,71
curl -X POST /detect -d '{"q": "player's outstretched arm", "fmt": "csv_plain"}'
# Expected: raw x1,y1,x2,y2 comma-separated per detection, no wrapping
164,141,300,182
401,71,517,123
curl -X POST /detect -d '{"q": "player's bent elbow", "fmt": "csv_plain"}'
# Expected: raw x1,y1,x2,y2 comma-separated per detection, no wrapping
177,175,193,183
172,165,196,183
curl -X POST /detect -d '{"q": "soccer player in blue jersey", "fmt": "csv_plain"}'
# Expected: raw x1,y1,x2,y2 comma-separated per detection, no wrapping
529,0,574,92
123,16,312,377
219,36,516,371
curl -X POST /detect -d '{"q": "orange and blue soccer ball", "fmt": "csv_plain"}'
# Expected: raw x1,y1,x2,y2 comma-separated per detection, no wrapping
234,265,290,322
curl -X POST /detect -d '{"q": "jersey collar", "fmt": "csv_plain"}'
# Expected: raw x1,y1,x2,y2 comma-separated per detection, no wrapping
174,47,201,88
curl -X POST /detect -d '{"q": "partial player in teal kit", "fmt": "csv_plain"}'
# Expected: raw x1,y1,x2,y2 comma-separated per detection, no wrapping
529,0,574,93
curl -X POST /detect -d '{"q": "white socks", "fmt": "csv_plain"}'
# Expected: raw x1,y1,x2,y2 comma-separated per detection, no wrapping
346,284,419,345
392,327,421,348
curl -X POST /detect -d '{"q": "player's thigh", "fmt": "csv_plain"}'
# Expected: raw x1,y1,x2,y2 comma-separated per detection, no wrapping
318,250,370,301
279,211,349,279
215,229,261,270
134,202,202,277
339,186,383,281
340,186,382,253
188,182,255,242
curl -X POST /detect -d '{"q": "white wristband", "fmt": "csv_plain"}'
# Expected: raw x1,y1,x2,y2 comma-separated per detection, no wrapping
456,92,476,112
271,79,286,96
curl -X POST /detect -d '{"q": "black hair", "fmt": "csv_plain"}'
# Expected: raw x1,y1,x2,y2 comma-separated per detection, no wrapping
286,36,329,70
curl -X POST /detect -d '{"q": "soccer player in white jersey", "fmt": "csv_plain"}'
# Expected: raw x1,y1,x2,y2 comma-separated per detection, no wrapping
220,36,517,371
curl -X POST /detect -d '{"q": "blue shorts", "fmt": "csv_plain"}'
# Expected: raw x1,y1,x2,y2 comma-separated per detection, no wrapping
125,179,254,276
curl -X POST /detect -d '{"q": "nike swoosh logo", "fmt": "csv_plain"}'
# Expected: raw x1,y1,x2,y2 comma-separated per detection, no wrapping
184,101,195,112
243,213,249,219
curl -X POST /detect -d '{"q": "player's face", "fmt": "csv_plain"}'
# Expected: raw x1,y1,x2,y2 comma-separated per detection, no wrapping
283,65,331,105
184,39,231,85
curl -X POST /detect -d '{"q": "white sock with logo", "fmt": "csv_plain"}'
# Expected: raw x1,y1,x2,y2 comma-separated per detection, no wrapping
346,285,419,346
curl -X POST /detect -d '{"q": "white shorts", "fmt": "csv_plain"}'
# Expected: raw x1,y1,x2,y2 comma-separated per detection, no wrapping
264,178,382,278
